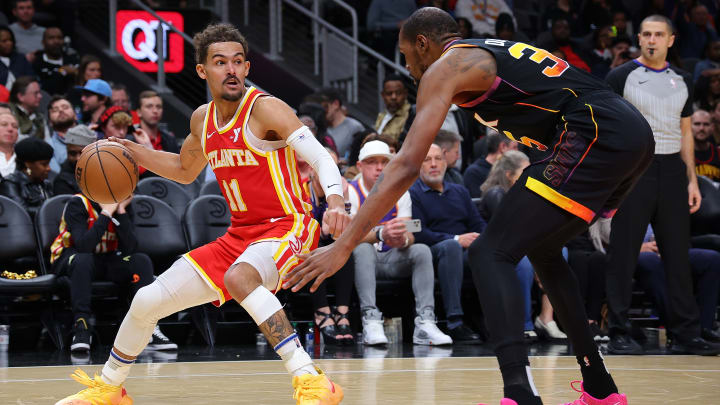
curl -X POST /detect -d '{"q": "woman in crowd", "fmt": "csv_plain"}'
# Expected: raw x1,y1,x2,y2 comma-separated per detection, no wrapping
0,136,53,218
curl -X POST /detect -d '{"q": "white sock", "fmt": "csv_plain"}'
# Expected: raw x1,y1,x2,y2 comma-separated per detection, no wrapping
101,348,134,386
274,333,317,377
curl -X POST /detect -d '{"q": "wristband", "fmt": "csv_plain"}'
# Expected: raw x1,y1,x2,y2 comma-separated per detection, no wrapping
375,228,384,242
453,235,460,241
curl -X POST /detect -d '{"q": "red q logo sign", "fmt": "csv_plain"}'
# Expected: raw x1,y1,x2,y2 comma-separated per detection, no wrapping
116,11,184,73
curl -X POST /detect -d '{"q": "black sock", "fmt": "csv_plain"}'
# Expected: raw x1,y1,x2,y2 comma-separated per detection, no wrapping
500,363,543,405
577,350,618,399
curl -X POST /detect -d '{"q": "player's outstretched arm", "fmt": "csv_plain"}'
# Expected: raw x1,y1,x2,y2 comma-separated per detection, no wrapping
285,47,498,292
250,96,351,237
108,105,209,184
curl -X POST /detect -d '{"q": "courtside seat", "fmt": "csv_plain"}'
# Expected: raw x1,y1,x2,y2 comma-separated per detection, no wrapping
0,196,63,349
130,195,187,272
136,177,193,219
199,180,222,196
183,195,230,249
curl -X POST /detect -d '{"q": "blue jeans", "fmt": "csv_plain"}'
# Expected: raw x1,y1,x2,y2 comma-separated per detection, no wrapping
636,248,720,330
516,247,569,331
430,239,465,319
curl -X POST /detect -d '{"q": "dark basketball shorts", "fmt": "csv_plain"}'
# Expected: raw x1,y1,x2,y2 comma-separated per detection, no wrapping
522,90,655,223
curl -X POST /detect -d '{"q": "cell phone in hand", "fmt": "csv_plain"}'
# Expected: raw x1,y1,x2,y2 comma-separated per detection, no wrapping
403,219,422,233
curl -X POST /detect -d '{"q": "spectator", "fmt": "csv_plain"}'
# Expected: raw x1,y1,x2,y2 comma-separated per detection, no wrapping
131,90,179,154
53,124,94,195
605,14,719,355
0,111,18,177
0,25,34,91
566,226,610,343
541,17,592,72
344,131,396,180
463,133,516,198
434,129,463,185
635,226,720,343
111,82,140,125
366,0,417,61
76,54,102,86
78,78,111,125
97,106,133,140
455,0,514,38
305,148,355,344
478,150,568,341
9,0,45,61
456,17,475,38
374,74,413,143
0,136,53,217
319,88,365,160
297,102,338,154
612,9,633,39
694,39,720,82
541,0,581,35
31,26,78,96
692,109,720,181
0,102,9,114
694,73,720,111
587,25,614,78
49,193,176,353
9,76,47,141
47,95,76,172
495,12,528,42
676,3,717,59
410,143,484,343
603,35,634,78
348,141,451,346
69,54,102,115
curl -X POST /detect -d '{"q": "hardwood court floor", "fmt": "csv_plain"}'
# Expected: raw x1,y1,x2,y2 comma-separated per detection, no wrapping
1,355,718,404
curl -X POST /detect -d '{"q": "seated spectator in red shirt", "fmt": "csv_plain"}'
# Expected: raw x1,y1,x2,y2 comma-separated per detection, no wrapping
537,17,591,72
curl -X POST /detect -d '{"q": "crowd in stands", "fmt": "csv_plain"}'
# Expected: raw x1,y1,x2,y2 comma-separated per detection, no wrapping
1,0,719,357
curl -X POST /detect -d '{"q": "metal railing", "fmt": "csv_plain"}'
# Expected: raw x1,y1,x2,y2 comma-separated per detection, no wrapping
267,0,411,109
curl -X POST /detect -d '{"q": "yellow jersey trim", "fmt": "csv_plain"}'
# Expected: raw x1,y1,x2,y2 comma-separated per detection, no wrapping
213,87,254,134
525,177,594,223
183,253,226,305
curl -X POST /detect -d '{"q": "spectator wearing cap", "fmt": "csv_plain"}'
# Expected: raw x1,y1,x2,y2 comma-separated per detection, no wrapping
47,95,77,172
9,0,45,62
32,26,79,96
78,78,111,125
53,124,95,195
9,75,47,142
0,136,53,217
349,140,451,346
0,25,34,91
0,111,19,177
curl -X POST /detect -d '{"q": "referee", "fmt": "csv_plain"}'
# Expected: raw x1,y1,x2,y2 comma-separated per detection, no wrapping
605,15,720,355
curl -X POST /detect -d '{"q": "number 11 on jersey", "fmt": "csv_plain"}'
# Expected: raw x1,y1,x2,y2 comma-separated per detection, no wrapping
222,179,248,212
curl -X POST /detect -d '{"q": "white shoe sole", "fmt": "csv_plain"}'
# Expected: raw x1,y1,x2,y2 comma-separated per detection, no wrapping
413,336,452,346
70,342,90,352
146,343,178,351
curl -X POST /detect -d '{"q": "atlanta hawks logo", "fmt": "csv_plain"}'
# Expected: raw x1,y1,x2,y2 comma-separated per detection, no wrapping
288,235,303,255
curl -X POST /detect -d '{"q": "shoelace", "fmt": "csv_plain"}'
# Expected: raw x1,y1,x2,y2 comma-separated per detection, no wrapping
292,375,327,402
69,369,119,404
153,326,170,341
560,381,588,405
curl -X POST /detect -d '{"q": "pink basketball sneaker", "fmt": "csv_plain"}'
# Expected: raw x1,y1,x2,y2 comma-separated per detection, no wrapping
562,381,628,405
477,399,519,405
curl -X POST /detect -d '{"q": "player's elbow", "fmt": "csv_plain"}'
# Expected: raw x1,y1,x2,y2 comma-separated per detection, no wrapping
395,155,421,185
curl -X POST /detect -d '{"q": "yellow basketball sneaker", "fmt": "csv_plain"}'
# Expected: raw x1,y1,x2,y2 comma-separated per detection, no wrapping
292,367,344,404
55,369,133,405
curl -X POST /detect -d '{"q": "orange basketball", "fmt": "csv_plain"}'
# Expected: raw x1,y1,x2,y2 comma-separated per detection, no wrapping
75,141,139,204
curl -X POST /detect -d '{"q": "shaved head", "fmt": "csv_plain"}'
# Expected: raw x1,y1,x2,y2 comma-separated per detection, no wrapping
400,7,460,44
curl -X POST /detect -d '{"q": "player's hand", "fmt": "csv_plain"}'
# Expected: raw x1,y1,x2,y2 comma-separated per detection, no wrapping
688,180,702,214
99,202,118,216
457,232,480,248
323,195,352,239
117,195,133,214
284,243,351,292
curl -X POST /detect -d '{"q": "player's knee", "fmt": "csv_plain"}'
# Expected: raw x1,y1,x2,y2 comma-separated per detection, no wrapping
128,282,164,321
224,264,260,300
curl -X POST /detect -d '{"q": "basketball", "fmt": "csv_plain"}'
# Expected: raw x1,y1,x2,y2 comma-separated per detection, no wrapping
75,141,139,204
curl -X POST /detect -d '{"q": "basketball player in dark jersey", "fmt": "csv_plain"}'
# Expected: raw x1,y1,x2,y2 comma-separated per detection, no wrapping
287,7,655,405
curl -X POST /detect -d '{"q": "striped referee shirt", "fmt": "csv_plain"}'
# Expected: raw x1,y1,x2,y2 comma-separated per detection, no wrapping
606,59,693,155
